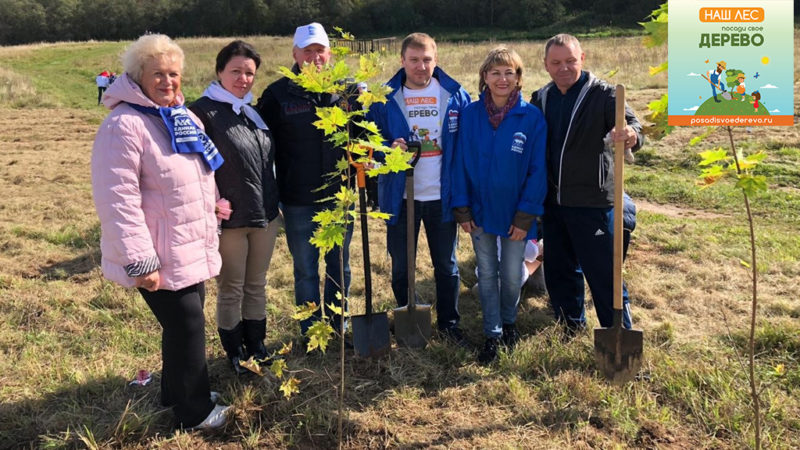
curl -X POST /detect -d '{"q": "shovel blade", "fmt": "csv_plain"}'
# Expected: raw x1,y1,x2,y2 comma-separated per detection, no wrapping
393,304,432,348
594,325,643,384
351,312,391,358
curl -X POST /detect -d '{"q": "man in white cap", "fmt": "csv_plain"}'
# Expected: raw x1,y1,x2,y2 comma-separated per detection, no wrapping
291,22,330,69
257,23,353,340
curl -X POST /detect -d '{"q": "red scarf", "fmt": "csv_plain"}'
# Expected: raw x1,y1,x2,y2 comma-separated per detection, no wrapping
484,87,520,129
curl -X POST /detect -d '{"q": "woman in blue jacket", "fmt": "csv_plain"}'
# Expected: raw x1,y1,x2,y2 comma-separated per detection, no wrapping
451,47,547,364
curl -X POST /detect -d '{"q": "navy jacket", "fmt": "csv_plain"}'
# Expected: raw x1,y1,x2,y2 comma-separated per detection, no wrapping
451,93,547,240
256,66,348,206
189,97,279,228
531,71,643,208
366,67,471,225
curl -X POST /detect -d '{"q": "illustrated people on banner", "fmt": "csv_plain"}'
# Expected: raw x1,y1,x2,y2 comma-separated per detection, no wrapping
735,73,746,101
707,60,727,102
751,90,761,111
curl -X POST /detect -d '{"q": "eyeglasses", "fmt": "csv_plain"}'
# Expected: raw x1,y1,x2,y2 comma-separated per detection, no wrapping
486,71,518,80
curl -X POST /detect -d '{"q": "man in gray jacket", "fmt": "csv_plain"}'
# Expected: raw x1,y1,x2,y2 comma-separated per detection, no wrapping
530,33,643,334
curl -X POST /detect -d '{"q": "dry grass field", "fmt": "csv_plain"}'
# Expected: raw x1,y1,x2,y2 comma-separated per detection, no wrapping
0,33,799,448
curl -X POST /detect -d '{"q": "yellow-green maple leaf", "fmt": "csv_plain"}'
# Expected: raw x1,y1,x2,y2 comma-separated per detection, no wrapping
270,358,287,379
313,107,349,135
698,148,729,166
353,120,380,135
326,304,344,316
305,320,334,353
292,302,319,321
278,341,293,355
367,211,391,220
280,377,301,398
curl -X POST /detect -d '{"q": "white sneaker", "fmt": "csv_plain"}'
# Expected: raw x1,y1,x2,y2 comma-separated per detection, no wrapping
186,404,230,430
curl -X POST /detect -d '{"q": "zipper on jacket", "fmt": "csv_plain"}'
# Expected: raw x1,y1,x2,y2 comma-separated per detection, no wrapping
556,83,591,205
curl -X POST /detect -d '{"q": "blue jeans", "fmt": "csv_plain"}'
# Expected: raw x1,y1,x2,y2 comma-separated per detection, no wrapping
282,203,353,334
710,73,725,100
386,199,460,330
471,228,526,338
543,204,632,330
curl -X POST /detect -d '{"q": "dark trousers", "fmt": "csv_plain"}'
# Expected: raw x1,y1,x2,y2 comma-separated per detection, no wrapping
282,203,353,334
386,199,460,330
543,205,632,329
97,86,106,104
139,283,214,427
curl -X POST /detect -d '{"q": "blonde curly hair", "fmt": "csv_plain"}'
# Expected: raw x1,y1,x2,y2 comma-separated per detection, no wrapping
122,34,184,84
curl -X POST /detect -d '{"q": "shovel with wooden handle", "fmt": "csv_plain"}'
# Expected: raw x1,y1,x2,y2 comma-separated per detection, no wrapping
701,73,732,100
594,84,644,383
393,141,432,348
349,147,391,358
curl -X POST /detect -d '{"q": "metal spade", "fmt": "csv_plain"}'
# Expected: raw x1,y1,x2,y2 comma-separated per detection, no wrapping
349,148,391,358
393,141,432,348
594,85,644,383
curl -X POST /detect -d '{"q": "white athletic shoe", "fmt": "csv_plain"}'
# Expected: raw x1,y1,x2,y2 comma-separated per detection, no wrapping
185,404,230,431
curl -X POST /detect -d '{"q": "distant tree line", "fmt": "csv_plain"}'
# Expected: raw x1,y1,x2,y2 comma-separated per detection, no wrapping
2,0,669,45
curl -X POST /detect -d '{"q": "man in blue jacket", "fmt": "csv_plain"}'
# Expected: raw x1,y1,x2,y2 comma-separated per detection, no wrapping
367,33,471,344
530,34,643,335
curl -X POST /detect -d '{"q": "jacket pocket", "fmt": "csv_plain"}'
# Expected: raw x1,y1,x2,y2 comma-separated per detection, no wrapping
156,219,167,263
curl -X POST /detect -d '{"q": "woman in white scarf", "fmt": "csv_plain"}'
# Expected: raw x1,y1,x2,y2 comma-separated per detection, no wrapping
189,40,281,375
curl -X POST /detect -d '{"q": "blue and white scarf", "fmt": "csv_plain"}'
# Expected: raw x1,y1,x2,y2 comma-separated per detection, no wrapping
201,81,268,130
127,102,224,171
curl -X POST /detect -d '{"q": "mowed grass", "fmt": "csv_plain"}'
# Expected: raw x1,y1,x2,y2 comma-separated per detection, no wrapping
0,32,799,448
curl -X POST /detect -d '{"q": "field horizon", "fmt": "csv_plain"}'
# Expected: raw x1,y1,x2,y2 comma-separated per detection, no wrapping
1,33,799,448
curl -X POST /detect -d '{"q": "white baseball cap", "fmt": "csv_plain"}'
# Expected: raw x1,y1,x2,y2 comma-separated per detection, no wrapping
293,22,330,49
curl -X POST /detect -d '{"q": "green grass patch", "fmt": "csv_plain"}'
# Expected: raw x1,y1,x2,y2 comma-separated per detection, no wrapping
729,321,800,359
0,42,126,110
10,223,100,250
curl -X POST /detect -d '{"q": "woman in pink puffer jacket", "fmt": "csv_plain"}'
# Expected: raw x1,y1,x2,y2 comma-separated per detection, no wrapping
91,34,229,430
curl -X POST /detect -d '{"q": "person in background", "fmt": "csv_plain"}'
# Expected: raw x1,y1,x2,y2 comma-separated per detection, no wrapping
95,70,110,104
190,40,281,374
91,34,229,430
530,33,643,336
256,23,353,339
452,46,547,364
366,32,471,346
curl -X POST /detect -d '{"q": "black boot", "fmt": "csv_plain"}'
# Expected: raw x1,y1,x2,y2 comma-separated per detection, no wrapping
243,318,269,362
502,323,520,349
478,337,500,365
218,323,249,375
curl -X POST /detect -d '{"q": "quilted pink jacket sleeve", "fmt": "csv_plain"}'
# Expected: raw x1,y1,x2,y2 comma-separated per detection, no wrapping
91,114,156,286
